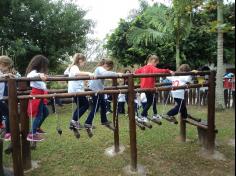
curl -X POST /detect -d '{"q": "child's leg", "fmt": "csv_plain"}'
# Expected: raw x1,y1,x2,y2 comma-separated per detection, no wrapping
85,95,99,125
118,102,122,113
38,103,49,129
141,92,153,117
152,93,158,115
32,102,44,134
121,102,125,113
72,97,79,121
100,94,109,123
167,98,182,117
77,96,90,119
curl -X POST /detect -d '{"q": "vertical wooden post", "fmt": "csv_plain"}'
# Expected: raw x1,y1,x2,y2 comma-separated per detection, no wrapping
18,81,32,170
112,78,120,153
180,93,186,142
206,71,216,153
0,139,3,176
8,78,24,176
127,74,137,171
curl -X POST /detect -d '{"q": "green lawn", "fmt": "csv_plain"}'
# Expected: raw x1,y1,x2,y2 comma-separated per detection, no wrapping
3,105,235,176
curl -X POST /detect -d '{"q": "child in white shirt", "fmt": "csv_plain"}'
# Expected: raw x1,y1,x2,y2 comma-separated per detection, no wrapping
164,64,192,123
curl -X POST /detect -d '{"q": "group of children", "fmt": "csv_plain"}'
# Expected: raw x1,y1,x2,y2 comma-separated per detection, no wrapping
0,53,193,142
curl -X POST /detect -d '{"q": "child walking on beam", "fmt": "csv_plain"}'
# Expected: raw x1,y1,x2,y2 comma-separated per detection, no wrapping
163,64,192,123
26,55,50,142
134,54,173,123
84,59,122,131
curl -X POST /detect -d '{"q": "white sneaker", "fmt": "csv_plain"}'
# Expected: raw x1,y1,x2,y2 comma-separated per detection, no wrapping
142,117,149,123
153,114,162,120
136,116,144,123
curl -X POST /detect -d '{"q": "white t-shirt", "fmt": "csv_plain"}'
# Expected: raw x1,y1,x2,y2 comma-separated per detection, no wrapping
27,70,47,90
89,66,117,91
0,71,5,100
140,93,147,103
64,67,70,75
118,93,126,102
68,65,84,93
167,75,192,99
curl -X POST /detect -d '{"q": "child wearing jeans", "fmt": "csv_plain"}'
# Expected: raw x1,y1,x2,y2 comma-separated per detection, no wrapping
67,53,94,130
164,64,192,123
134,54,173,123
0,55,15,141
26,55,49,142
84,59,122,129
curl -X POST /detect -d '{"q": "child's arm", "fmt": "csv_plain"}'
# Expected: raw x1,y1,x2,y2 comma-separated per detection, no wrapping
27,71,48,81
153,67,173,74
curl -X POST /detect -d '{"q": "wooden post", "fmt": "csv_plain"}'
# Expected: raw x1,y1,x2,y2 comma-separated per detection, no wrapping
18,81,32,170
206,71,216,153
127,74,137,171
8,79,24,176
112,78,120,153
0,139,3,176
180,94,186,142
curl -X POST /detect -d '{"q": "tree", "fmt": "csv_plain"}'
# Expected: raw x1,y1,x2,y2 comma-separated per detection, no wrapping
215,0,225,110
0,0,93,74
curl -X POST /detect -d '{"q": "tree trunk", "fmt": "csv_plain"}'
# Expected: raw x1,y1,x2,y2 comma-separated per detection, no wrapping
215,0,225,110
176,18,181,69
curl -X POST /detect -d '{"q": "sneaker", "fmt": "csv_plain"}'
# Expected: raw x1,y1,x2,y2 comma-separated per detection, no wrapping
36,128,47,134
162,115,178,124
4,133,11,141
70,121,83,130
152,114,162,122
27,133,44,142
84,123,93,129
101,121,112,126
136,116,148,123
142,117,149,123
153,114,162,119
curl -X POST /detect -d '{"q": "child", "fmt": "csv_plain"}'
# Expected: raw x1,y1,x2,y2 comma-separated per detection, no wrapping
0,55,15,141
26,55,50,142
84,59,122,129
67,53,94,130
164,64,192,123
118,93,126,114
134,54,173,123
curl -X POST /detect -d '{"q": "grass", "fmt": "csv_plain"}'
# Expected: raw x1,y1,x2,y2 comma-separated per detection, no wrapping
3,105,235,176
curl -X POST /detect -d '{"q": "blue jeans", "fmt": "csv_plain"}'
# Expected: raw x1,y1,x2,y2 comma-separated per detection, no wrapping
167,98,187,118
141,92,157,117
0,101,10,133
85,94,108,125
72,96,89,121
32,101,49,134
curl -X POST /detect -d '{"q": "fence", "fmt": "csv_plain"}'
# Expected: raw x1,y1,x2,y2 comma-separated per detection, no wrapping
0,71,216,176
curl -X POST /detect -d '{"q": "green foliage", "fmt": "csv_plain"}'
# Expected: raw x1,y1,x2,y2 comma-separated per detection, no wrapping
105,1,235,69
0,0,93,74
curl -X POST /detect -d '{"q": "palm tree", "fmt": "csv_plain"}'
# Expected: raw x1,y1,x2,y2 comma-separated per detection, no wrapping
127,0,193,69
215,0,225,110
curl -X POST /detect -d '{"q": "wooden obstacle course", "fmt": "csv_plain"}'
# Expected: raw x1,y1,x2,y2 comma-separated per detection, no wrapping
0,71,217,175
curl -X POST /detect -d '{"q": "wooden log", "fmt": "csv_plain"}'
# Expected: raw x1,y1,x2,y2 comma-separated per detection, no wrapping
127,74,137,171
8,79,24,176
206,71,216,153
0,139,3,176
18,81,32,170
112,78,120,153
